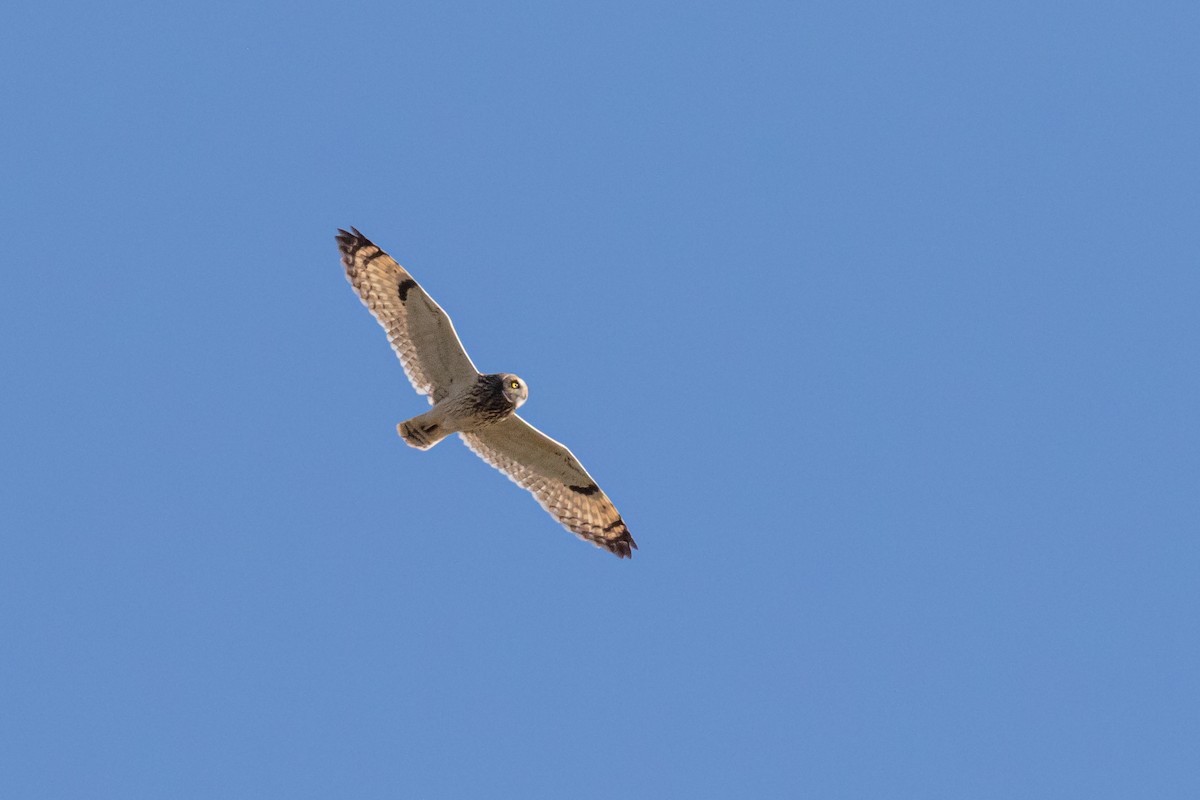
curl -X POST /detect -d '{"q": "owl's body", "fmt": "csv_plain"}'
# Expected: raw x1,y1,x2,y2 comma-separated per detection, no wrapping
397,372,526,450
337,228,637,558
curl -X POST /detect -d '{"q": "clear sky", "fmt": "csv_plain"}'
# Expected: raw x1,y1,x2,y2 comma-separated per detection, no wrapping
2,1,1198,797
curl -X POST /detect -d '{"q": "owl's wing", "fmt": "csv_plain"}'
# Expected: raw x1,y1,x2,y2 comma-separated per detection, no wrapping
460,415,637,558
337,228,478,403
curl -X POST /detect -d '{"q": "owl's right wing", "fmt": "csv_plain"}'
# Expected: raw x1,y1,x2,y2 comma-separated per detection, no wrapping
460,415,637,558
337,228,478,403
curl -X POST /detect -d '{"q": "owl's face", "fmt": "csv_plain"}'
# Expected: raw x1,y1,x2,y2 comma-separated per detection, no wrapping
501,374,528,408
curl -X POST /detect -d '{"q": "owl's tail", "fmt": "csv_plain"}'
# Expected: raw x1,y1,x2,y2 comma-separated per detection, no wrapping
397,416,450,450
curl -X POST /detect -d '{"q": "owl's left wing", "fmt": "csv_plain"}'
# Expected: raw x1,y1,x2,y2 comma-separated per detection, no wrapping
337,228,478,403
460,416,637,558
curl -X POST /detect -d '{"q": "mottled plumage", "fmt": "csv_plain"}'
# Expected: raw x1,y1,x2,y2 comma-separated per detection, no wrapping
337,228,637,558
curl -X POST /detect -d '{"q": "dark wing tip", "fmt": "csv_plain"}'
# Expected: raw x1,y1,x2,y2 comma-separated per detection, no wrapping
335,227,373,259
604,527,638,559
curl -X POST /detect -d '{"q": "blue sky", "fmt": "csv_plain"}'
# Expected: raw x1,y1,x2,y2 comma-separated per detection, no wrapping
2,1,1198,797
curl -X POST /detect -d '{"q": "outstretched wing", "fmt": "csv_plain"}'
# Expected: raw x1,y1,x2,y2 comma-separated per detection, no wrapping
460,416,637,558
337,228,478,403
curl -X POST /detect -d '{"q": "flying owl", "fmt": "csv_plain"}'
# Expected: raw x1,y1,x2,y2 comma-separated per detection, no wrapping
337,228,637,558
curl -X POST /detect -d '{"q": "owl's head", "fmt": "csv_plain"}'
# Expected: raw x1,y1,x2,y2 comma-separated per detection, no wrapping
500,374,528,409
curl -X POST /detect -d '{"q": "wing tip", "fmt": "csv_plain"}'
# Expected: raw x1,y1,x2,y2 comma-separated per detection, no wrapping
602,528,638,559
335,226,372,260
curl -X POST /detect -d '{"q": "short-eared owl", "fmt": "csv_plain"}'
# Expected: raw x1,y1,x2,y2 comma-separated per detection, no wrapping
337,228,637,558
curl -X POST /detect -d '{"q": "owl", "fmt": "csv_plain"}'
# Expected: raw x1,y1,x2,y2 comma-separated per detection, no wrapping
337,228,637,558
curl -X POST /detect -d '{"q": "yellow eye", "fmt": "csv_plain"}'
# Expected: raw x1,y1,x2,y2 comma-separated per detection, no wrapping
510,381,520,389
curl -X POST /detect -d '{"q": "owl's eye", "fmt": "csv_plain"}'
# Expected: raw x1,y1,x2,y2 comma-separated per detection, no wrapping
510,381,520,389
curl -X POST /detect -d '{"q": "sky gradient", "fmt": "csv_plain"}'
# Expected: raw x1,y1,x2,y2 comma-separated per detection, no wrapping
3,1,1198,797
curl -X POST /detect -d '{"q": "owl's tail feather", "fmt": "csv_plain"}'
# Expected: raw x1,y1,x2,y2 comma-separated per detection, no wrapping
397,418,449,450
